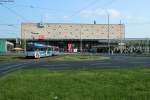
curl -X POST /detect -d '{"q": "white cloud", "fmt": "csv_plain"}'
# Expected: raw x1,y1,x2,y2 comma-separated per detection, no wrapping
79,8,126,19
63,16,70,19
80,8,106,18
107,9,122,18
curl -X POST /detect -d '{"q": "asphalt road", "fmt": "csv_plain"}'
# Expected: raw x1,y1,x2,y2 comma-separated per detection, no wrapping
0,55,150,75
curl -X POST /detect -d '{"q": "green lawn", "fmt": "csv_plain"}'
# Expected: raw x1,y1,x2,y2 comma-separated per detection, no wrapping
0,55,110,62
47,55,110,61
0,55,25,62
0,68,150,100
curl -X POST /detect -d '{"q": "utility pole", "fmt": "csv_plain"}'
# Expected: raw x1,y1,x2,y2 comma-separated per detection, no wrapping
80,25,82,53
107,14,110,55
146,36,149,53
21,23,26,52
148,37,149,53
120,20,123,54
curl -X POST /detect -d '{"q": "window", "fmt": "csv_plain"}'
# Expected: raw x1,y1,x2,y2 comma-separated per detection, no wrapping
26,46,34,51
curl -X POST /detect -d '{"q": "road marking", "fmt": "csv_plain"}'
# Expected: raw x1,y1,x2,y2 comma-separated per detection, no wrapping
0,63,15,67
0,62,34,75
43,64,70,67
0,63,25,71
90,62,111,66
129,62,149,64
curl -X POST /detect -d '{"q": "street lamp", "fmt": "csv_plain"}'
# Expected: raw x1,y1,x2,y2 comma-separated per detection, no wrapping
105,11,110,55
145,36,149,53
80,25,82,53
120,20,123,54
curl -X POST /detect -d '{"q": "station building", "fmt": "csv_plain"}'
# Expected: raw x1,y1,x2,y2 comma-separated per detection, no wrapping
21,23,125,53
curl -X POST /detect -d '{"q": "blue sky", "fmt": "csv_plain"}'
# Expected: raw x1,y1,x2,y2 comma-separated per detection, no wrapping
0,0,150,38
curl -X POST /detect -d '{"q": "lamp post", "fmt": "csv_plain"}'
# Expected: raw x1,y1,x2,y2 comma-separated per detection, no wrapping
80,25,82,53
106,11,110,55
146,36,149,53
21,24,27,52
120,20,123,54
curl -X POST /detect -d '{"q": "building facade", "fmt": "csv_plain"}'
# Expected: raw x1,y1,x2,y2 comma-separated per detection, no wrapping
0,39,14,53
21,23,125,52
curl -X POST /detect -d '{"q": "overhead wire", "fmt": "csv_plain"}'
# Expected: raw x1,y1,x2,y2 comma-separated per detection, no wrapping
5,3,70,14
68,0,118,19
69,0,100,18
0,4,29,22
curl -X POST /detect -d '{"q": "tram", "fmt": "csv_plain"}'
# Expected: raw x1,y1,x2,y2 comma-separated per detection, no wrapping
26,43,59,58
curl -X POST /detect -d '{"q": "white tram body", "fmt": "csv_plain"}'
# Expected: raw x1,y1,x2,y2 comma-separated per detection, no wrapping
26,43,59,58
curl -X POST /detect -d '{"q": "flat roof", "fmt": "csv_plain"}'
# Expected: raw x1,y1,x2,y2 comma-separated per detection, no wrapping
0,38,148,41
21,22,125,26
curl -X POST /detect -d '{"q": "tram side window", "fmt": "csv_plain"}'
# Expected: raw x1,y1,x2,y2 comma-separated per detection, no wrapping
26,46,35,51
45,48,51,52
35,47,48,52
39,48,45,51
49,47,53,51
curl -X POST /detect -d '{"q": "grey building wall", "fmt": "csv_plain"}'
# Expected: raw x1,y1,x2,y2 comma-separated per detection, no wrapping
21,23,125,40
